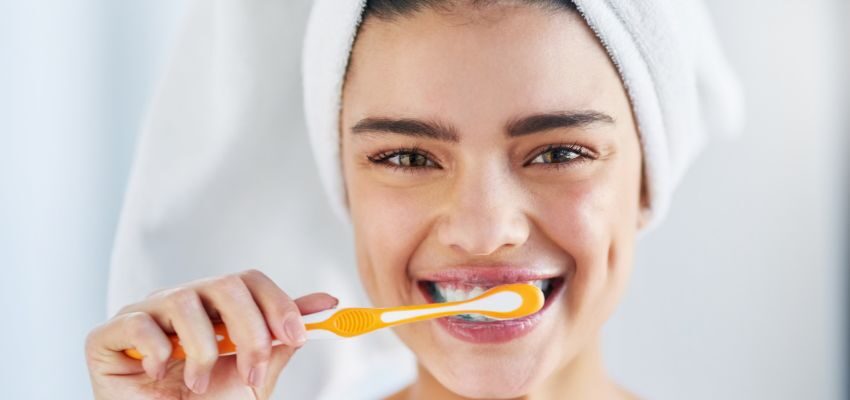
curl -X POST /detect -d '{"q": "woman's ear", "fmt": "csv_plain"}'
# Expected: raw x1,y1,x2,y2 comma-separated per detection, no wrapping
636,169,651,230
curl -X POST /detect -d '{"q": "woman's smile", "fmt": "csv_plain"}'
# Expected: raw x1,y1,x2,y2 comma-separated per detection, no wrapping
414,266,568,343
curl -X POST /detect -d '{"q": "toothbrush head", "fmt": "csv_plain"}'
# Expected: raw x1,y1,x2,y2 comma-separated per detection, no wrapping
305,283,545,338
470,283,545,320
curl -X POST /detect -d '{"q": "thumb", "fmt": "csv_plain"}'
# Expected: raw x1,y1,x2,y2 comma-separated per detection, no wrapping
254,292,339,399
295,292,340,315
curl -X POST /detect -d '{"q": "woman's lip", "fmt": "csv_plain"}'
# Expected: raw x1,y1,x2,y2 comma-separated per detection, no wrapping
416,276,566,344
414,266,564,284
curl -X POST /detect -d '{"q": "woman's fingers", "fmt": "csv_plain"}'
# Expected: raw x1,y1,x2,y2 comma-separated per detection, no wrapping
239,269,312,348
85,311,172,380
247,289,340,399
159,288,219,395
199,273,272,389
123,313,173,380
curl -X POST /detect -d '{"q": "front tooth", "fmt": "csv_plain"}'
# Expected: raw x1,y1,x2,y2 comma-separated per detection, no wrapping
433,283,449,302
442,287,454,302
467,286,484,299
434,284,507,304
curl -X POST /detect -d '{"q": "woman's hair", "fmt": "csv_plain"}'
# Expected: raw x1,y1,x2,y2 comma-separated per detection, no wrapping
344,0,581,119
363,0,577,20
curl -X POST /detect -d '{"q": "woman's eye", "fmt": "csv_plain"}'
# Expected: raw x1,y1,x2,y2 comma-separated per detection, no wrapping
527,145,586,166
369,149,439,170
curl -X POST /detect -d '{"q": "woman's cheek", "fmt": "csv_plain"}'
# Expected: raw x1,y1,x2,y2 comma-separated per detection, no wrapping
535,179,608,255
534,180,618,318
350,181,433,306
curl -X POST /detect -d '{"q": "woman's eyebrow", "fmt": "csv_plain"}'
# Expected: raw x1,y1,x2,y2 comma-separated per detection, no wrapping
351,117,460,142
506,111,615,137
350,110,614,142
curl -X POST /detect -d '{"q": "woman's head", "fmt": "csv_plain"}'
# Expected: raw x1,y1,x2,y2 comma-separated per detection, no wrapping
339,0,644,397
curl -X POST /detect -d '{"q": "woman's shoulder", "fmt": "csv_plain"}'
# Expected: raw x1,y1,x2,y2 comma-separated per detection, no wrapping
382,382,641,399
614,384,642,400
383,385,410,400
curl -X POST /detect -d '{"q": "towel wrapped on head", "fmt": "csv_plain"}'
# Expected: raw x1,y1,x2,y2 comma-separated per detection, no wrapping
302,0,744,232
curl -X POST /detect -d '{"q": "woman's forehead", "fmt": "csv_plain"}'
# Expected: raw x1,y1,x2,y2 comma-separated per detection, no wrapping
342,4,625,134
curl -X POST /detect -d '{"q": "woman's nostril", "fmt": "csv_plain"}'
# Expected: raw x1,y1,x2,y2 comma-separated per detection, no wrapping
437,214,531,256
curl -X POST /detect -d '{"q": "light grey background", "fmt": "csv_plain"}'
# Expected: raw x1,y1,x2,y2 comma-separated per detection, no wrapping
1,1,847,399
603,2,849,399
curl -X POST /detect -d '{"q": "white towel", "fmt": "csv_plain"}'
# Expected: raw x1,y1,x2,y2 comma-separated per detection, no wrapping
302,0,744,231
109,0,743,398
108,1,414,399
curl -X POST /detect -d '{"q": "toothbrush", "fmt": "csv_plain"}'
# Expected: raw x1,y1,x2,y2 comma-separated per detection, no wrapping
124,283,543,361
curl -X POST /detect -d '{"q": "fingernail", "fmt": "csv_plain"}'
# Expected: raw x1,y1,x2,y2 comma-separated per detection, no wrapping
284,314,306,345
191,373,210,394
249,362,268,388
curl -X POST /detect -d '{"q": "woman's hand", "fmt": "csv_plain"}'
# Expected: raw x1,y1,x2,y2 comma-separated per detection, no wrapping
85,269,337,399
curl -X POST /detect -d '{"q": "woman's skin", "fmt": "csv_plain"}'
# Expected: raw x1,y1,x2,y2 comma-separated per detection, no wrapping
85,2,646,400
341,3,646,399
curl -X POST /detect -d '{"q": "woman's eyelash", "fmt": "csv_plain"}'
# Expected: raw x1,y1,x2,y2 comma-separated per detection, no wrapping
524,143,595,168
367,147,441,171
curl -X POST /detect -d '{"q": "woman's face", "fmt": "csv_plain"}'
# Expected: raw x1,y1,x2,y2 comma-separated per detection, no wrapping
341,4,644,398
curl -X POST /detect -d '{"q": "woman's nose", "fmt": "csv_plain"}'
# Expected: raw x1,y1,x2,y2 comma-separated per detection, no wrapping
436,166,531,256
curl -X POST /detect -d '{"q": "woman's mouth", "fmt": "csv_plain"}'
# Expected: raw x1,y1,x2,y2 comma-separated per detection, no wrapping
416,268,565,343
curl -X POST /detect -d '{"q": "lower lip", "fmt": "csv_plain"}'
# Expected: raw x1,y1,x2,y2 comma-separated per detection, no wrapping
423,279,564,344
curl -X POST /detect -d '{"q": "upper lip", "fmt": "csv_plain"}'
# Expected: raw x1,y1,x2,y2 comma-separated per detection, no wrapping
414,265,564,285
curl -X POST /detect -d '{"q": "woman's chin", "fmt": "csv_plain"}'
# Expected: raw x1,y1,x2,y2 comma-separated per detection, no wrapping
412,323,564,399
400,294,567,398
389,277,570,398
425,351,546,399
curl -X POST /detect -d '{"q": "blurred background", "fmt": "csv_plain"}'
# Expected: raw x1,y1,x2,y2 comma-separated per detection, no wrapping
1,1,847,399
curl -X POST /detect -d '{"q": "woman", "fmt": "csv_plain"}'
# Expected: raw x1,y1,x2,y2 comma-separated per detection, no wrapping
86,0,742,398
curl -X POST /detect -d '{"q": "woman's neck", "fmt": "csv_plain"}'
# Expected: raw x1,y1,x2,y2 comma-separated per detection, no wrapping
388,336,632,400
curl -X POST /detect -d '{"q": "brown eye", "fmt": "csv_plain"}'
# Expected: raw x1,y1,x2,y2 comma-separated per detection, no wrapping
369,149,440,170
528,146,582,165
395,152,432,167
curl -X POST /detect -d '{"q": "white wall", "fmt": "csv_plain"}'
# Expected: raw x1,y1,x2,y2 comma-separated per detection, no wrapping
1,1,846,399
0,1,187,398
603,1,849,399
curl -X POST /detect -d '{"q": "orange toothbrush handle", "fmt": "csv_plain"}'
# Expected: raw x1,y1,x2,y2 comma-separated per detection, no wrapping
123,283,543,360
124,323,238,361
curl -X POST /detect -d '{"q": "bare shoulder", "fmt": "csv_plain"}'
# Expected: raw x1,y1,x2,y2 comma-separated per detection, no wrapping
383,383,639,399
384,386,411,400
614,383,642,400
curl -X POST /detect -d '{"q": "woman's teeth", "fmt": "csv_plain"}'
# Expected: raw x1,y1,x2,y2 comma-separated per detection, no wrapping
425,279,553,322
